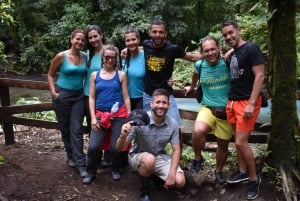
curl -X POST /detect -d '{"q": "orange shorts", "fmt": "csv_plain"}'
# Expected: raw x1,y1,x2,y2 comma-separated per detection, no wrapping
226,96,262,132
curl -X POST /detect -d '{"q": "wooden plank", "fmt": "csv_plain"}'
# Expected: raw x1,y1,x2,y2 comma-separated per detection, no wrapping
0,116,60,130
179,109,197,120
182,131,268,146
0,102,53,115
0,78,49,90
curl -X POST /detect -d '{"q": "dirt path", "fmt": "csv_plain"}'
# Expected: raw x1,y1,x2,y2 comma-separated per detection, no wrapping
0,126,285,201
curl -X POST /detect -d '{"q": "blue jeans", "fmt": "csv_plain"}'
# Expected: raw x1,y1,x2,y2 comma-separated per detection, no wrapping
143,92,181,127
86,117,127,175
52,86,86,167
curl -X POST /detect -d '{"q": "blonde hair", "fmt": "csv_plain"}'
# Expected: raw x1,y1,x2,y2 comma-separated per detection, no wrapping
101,45,121,70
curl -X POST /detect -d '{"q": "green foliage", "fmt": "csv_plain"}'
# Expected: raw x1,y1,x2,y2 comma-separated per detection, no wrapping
262,162,282,192
0,0,15,65
173,59,195,89
0,154,4,165
0,0,14,25
19,3,91,73
14,97,56,121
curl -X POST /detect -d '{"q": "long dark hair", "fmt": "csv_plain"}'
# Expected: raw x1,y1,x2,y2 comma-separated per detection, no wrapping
123,28,140,70
86,25,103,68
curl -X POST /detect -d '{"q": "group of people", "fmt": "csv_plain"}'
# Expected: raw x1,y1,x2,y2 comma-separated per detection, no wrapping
47,19,265,201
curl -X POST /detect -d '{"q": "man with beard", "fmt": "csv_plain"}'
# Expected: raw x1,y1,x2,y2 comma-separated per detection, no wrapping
143,19,201,151
221,20,265,200
116,88,185,201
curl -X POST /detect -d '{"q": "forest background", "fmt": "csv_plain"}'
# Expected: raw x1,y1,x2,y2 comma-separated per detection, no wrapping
0,0,295,76
0,0,300,200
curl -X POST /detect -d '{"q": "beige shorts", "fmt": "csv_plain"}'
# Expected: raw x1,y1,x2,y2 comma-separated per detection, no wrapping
129,152,184,181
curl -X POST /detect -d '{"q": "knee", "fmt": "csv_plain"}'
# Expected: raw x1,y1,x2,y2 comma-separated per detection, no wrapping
175,173,186,189
138,153,156,177
192,128,206,139
235,140,247,150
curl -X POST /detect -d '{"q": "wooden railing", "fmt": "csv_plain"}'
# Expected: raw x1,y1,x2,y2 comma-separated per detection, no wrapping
0,78,269,146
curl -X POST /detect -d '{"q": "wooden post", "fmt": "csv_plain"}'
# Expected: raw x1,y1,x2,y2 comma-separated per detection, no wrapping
0,86,15,145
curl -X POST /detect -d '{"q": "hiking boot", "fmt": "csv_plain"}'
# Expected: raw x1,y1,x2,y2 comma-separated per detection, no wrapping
112,171,121,181
214,170,225,184
246,177,261,200
227,171,249,184
139,193,151,201
76,166,88,177
190,157,205,173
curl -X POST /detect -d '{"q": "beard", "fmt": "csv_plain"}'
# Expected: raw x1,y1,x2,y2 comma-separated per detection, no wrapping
151,108,167,117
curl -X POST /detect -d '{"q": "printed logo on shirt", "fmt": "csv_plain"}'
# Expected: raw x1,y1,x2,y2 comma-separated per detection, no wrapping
146,56,166,72
229,54,243,79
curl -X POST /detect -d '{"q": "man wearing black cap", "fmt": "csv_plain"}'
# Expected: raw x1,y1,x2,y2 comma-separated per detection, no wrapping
116,88,185,201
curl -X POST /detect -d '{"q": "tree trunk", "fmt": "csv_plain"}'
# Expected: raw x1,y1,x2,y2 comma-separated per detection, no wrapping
268,0,299,200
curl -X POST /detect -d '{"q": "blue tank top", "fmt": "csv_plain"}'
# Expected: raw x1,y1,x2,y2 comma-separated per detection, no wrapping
56,51,87,90
95,70,124,111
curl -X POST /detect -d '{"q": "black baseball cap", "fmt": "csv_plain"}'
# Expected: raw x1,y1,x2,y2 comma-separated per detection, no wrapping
129,109,150,126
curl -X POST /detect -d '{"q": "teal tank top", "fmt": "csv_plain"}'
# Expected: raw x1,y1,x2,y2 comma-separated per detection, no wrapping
84,51,102,96
56,51,87,90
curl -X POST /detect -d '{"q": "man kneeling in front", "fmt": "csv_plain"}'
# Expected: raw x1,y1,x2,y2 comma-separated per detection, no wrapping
116,88,185,201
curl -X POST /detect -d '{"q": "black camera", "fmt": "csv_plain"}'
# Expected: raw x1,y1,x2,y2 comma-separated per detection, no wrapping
130,121,141,126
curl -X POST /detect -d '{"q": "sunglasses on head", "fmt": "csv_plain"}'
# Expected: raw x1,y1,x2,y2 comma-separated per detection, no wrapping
104,56,116,61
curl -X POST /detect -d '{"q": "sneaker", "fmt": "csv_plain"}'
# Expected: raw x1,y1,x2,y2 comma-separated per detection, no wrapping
139,193,151,201
227,171,249,184
67,159,75,168
246,177,261,200
82,174,94,184
190,157,205,173
214,170,225,184
76,166,88,177
112,171,121,181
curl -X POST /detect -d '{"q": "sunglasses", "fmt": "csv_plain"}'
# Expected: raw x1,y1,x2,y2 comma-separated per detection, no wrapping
104,56,116,61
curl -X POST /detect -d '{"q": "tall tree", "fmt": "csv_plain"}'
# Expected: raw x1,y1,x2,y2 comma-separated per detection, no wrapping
268,0,300,200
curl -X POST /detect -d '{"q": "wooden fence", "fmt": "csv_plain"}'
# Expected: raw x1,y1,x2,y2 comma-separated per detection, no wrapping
0,78,269,146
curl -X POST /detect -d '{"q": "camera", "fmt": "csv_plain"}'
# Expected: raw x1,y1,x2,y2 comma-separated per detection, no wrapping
130,121,141,126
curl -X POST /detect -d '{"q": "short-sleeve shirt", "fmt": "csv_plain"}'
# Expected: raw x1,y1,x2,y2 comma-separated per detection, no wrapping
229,42,265,100
127,111,179,156
195,59,230,107
143,40,186,95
